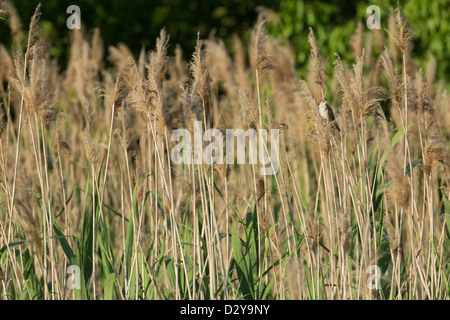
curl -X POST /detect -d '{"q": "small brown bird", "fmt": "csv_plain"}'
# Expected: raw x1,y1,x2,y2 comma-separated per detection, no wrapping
318,98,340,131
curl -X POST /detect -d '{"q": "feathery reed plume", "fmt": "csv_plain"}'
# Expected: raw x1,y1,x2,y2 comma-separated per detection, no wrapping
335,50,386,134
214,160,230,181
205,38,233,85
233,34,246,71
415,68,435,132
64,29,90,104
90,27,104,73
174,44,187,83
177,168,201,209
250,15,274,74
386,5,413,55
387,5,414,178
179,89,202,154
133,156,145,204
267,105,289,132
108,43,134,74
8,4,42,92
256,176,270,236
306,211,321,251
10,41,58,125
379,47,403,105
9,52,25,94
333,54,355,114
385,150,409,209
98,58,138,251
307,28,328,99
82,99,96,164
142,38,168,135
115,103,133,152
375,105,392,144
337,208,351,254
137,46,146,77
238,89,258,129
299,79,331,158
7,3,43,238
146,30,170,133
353,51,387,118
16,198,41,254
23,45,58,125
378,102,410,208
350,21,363,62
110,56,136,116
189,33,212,107
383,211,401,260
257,176,265,201
298,80,317,116
149,28,170,90
423,133,446,176
255,6,279,25
128,59,149,115
128,34,169,136
387,11,399,62
268,39,298,130
24,3,42,62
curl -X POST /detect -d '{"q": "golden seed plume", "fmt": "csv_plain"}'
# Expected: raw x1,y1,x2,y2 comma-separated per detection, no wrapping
308,27,328,99
350,21,363,61
386,4,414,54
189,33,212,105
25,3,42,62
250,15,274,74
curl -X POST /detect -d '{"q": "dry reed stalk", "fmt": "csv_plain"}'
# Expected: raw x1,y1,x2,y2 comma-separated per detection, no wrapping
8,4,64,300
189,33,212,131
8,3,41,239
98,57,136,239
387,4,416,224
308,33,343,253
251,19,285,288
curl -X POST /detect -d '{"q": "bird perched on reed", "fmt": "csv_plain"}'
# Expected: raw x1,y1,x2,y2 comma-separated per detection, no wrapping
318,98,340,132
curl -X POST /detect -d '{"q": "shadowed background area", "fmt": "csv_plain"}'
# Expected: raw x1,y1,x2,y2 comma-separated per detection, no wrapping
2,0,449,80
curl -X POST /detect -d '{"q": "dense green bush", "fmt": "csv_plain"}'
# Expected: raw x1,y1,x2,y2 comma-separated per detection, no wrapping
270,0,450,80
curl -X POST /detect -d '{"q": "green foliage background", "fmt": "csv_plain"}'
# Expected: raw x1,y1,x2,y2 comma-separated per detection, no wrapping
2,0,449,79
271,0,450,80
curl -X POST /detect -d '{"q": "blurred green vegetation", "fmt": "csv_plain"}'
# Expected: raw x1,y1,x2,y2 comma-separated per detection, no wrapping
1,0,449,80
270,0,450,80
1,0,279,64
